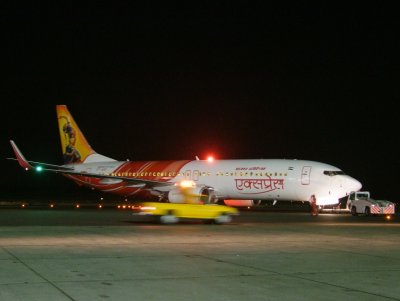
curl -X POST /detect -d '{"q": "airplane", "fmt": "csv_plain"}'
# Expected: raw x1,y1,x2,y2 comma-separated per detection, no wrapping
9,105,362,207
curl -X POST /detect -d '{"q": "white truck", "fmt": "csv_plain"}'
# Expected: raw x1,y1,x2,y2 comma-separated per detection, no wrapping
346,191,395,216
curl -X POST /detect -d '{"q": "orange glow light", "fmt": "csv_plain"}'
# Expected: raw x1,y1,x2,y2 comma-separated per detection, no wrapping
207,156,214,162
141,206,156,211
179,180,196,188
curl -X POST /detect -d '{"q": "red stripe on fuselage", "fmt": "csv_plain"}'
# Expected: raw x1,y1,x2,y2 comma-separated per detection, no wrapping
65,160,191,196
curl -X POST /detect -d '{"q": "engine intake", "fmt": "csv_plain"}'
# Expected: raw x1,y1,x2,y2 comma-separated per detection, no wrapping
223,199,263,207
168,186,214,204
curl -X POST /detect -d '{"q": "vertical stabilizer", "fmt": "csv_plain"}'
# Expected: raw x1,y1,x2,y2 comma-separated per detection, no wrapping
56,105,114,164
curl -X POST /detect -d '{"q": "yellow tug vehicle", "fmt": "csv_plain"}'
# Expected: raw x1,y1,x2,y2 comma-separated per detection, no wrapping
133,202,239,224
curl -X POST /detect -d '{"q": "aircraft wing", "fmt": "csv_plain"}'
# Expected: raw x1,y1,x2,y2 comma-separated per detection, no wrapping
8,140,174,190
8,140,74,171
7,158,75,171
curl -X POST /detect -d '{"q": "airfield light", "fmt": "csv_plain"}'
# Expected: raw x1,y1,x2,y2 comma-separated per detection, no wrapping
76,204,80,208
21,204,26,208
50,204,54,208
386,215,391,220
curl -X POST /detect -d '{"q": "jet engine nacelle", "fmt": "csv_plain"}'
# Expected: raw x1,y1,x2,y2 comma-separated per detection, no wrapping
168,186,214,204
223,199,263,207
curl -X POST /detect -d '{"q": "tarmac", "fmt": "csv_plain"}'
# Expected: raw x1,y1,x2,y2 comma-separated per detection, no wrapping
1,207,400,301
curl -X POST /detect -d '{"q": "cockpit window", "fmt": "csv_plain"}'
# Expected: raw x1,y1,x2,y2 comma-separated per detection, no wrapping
323,170,345,176
357,193,369,199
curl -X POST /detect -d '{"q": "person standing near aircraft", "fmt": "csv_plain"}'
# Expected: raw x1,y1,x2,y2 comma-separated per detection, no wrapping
309,194,318,216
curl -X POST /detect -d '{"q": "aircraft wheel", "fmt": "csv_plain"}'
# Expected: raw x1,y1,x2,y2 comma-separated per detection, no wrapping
214,213,232,224
364,207,371,216
160,211,179,224
351,206,358,216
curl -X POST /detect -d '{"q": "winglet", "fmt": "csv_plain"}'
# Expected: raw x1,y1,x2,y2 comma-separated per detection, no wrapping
9,140,33,170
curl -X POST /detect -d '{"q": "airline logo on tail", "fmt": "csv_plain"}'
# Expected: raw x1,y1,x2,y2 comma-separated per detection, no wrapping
56,105,94,164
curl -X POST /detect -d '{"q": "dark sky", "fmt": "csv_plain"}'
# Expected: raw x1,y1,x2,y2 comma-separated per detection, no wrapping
1,3,399,202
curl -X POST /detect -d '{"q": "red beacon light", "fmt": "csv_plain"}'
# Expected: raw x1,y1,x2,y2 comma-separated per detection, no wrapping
207,156,214,162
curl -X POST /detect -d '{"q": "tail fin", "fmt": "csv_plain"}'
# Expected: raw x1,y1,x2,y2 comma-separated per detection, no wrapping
56,105,115,164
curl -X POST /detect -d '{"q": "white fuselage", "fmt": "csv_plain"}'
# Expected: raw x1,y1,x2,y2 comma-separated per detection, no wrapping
70,158,362,206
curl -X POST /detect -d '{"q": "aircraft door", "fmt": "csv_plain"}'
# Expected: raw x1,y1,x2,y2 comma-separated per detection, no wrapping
301,166,311,185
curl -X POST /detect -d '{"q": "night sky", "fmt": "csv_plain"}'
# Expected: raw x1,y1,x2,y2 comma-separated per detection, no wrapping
2,3,399,202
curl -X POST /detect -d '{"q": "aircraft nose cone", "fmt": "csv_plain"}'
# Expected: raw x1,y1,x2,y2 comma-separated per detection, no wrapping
349,177,362,192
